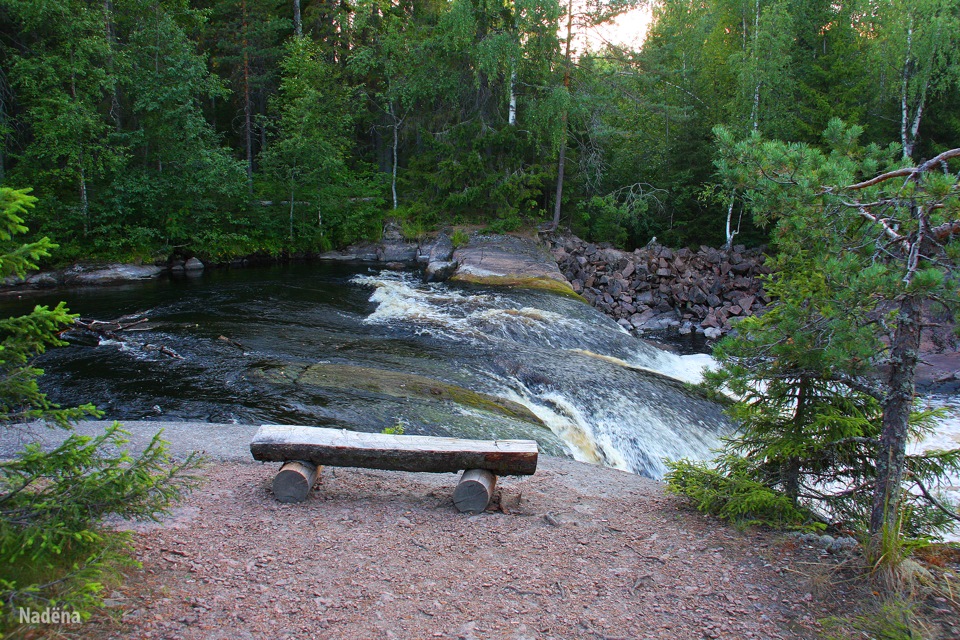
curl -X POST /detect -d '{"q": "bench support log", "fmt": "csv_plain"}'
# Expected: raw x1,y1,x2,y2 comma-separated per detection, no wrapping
272,460,319,503
453,469,497,513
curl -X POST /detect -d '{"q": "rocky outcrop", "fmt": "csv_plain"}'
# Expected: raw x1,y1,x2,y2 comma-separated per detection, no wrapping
184,257,205,271
3,264,166,289
448,234,578,297
551,236,770,337
317,244,382,262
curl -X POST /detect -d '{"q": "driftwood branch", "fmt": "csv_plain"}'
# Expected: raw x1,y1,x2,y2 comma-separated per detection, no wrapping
72,316,183,359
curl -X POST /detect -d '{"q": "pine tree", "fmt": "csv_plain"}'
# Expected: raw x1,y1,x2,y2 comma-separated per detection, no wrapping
705,121,960,565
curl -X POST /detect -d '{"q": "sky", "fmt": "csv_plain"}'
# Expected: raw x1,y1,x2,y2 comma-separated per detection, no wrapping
581,5,654,53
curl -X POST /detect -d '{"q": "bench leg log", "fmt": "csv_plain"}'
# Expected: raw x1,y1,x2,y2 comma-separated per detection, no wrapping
453,469,497,513
272,460,320,503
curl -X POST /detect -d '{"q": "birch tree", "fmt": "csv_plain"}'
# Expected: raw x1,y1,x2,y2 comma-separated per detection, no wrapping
262,37,381,248
730,0,795,137
865,0,960,160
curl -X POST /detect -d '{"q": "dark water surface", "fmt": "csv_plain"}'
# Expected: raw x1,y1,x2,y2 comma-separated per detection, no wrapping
1,263,729,477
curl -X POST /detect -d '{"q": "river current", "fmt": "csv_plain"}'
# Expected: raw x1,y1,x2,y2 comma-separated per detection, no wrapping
3,263,726,478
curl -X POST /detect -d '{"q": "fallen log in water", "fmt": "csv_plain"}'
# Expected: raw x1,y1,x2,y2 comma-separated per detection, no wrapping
70,315,184,359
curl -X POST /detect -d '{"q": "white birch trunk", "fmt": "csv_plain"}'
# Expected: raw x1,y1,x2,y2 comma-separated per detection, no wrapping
908,92,925,160
509,68,517,126
724,194,737,250
900,24,913,160
390,103,399,210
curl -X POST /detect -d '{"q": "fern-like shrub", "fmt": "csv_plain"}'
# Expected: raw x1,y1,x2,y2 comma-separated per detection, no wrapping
665,456,821,531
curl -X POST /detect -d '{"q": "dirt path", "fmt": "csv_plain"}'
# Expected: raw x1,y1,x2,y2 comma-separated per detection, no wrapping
79,457,866,640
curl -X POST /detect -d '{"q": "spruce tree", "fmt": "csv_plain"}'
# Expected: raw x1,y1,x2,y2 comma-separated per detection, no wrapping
0,186,201,632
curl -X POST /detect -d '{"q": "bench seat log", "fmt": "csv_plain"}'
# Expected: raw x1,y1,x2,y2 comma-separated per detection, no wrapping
250,425,539,476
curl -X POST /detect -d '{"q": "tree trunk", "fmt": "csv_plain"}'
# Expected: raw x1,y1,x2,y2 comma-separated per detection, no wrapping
80,164,89,236
508,68,517,126
751,0,760,132
104,0,121,130
900,22,914,161
293,0,302,37
289,181,296,242
905,81,928,162
242,0,254,194
390,102,399,210
0,83,6,182
552,128,567,229
783,376,810,504
550,0,575,231
869,294,922,538
724,194,737,250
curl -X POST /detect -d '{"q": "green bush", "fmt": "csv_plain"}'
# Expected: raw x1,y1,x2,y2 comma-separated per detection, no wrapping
665,456,822,531
450,228,470,248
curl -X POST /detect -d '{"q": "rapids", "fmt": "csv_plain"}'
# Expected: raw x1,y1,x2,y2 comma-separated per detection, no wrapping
3,263,729,478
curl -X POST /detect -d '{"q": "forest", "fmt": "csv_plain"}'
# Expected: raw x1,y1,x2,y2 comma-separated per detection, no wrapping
0,0,957,263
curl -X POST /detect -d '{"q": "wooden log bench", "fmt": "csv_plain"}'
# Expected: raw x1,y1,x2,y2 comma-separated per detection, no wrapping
249,425,539,513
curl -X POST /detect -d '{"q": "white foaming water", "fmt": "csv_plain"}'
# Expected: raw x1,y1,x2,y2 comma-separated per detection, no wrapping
352,272,494,339
913,395,960,541
497,387,627,469
354,271,715,377
649,352,717,385
355,271,960,522
497,383,719,478
352,271,728,477
569,348,716,386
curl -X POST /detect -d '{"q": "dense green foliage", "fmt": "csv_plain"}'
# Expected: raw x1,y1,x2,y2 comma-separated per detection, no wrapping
0,188,97,427
0,187,202,633
1,0,957,260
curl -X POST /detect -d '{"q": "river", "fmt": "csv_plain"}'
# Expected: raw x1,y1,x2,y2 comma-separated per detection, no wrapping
2,263,726,479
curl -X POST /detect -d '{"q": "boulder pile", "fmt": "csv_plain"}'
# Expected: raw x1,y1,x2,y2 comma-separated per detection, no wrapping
551,237,771,337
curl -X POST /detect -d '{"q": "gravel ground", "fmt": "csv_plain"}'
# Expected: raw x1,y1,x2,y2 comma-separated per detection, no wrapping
7,421,956,639
81,457,865,640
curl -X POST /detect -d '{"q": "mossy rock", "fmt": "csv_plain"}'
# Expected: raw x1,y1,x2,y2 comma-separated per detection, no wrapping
449,273,585,301
271,363,545,427
256,362,571,456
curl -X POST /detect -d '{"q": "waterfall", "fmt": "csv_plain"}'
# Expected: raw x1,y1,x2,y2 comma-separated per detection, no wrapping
353,271,731,478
